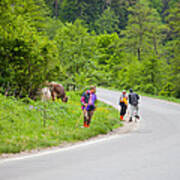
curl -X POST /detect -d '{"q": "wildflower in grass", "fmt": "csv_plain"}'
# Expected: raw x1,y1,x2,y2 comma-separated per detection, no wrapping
0,91,120,154
29,105,34,110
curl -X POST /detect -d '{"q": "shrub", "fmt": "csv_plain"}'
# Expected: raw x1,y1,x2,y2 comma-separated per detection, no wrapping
143,84,157,95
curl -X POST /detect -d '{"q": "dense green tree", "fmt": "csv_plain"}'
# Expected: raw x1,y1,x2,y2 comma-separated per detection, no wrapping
45,0,138,32
0,0,59,97
45,18,64,39
0,0,50,31
149,0,179,22
108,0,137,29
139,55,164,94
94,33,125,87
163,2,180,97
121,0,164,60
117,59,142,90
54,20,97,89
94,7,119,34
0,0,179,99
58,0,105,24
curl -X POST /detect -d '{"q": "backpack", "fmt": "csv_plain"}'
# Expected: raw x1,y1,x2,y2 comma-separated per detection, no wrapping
130,93,138,106
82,91,90,104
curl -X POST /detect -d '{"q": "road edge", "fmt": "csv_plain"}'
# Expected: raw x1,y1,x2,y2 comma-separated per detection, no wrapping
0,97,139,163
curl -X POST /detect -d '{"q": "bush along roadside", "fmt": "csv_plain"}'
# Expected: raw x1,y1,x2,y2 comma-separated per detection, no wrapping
0,92,122,154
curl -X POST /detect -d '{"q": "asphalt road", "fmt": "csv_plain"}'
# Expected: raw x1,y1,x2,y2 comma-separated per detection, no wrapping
0,88,180,180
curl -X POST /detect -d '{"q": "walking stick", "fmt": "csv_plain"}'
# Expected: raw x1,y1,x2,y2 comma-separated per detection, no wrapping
75,109,85,128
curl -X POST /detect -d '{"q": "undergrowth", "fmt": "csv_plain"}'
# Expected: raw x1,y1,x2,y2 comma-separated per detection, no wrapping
0,92,121,154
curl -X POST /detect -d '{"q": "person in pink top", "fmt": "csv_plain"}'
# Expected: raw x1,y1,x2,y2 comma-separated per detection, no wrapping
81,86,97,128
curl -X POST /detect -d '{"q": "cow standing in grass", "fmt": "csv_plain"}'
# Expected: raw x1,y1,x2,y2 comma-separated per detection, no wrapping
41,82,68,102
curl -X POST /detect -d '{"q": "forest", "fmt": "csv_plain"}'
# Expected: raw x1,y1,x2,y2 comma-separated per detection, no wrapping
0,0,179,98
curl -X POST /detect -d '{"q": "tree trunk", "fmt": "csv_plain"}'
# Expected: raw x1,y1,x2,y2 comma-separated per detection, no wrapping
153,36,158,55
55,0,58,18
137,47,141,61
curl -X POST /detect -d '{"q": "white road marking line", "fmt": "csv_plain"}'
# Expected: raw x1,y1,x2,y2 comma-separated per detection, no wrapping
98,97,119,109
0,133,129,163
0,98,129,164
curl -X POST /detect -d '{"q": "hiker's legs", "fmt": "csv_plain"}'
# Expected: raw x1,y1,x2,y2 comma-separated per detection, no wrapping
129,105,135,122
134,105,140,119
87,110,94,127
83,110,88,127
123,105,127,116
120,104,127,120
120,105,123,120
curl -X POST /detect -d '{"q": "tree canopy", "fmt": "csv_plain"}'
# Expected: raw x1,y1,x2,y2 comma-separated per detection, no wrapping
0,0,180,98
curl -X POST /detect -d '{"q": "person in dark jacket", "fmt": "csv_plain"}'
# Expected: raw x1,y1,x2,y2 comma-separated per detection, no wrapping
128,88,140,122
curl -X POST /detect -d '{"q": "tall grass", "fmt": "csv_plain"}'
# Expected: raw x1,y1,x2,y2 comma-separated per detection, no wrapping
0,92,121,154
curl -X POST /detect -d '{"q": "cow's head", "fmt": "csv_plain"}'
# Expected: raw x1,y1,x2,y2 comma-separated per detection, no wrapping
62,96,68,103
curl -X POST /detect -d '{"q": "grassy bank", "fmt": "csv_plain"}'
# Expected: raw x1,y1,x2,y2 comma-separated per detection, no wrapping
0,92,121,154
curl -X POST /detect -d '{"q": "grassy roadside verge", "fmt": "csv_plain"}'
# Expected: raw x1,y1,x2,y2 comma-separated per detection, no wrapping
99,87,180,104
0,92,121,154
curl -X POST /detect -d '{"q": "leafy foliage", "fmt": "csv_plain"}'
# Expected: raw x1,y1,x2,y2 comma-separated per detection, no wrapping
94,7,120,34
54,20,97,89
0,0,179,99
0,0,180,155
0,0,59,97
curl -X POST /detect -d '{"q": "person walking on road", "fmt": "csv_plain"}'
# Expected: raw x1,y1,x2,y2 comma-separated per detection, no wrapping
119,90,128,120
128,88,140,122
81,86,97,128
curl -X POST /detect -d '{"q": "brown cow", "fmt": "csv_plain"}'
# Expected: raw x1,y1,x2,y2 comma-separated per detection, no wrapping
46,82,68,102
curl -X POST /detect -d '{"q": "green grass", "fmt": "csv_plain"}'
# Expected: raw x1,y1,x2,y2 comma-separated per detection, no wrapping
0,92,121,154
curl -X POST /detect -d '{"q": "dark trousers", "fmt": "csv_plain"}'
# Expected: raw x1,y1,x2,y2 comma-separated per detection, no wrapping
120,103,127,116
84,110,94,125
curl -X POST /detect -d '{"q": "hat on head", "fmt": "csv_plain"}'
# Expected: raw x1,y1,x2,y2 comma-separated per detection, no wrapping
129,88,133,93
90,85,96,90
122,90,126,94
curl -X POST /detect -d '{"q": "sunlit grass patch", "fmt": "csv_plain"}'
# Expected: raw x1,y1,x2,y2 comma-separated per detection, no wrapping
0,92,122,154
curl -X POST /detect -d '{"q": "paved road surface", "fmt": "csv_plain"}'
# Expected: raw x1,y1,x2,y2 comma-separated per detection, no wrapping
0,88,180,180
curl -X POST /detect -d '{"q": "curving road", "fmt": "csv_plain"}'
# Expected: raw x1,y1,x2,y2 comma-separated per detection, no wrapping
0,88,180,180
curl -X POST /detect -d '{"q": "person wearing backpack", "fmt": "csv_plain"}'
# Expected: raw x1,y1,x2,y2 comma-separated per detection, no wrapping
128,88,140,122
81,86,97,128
119,90,128,120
